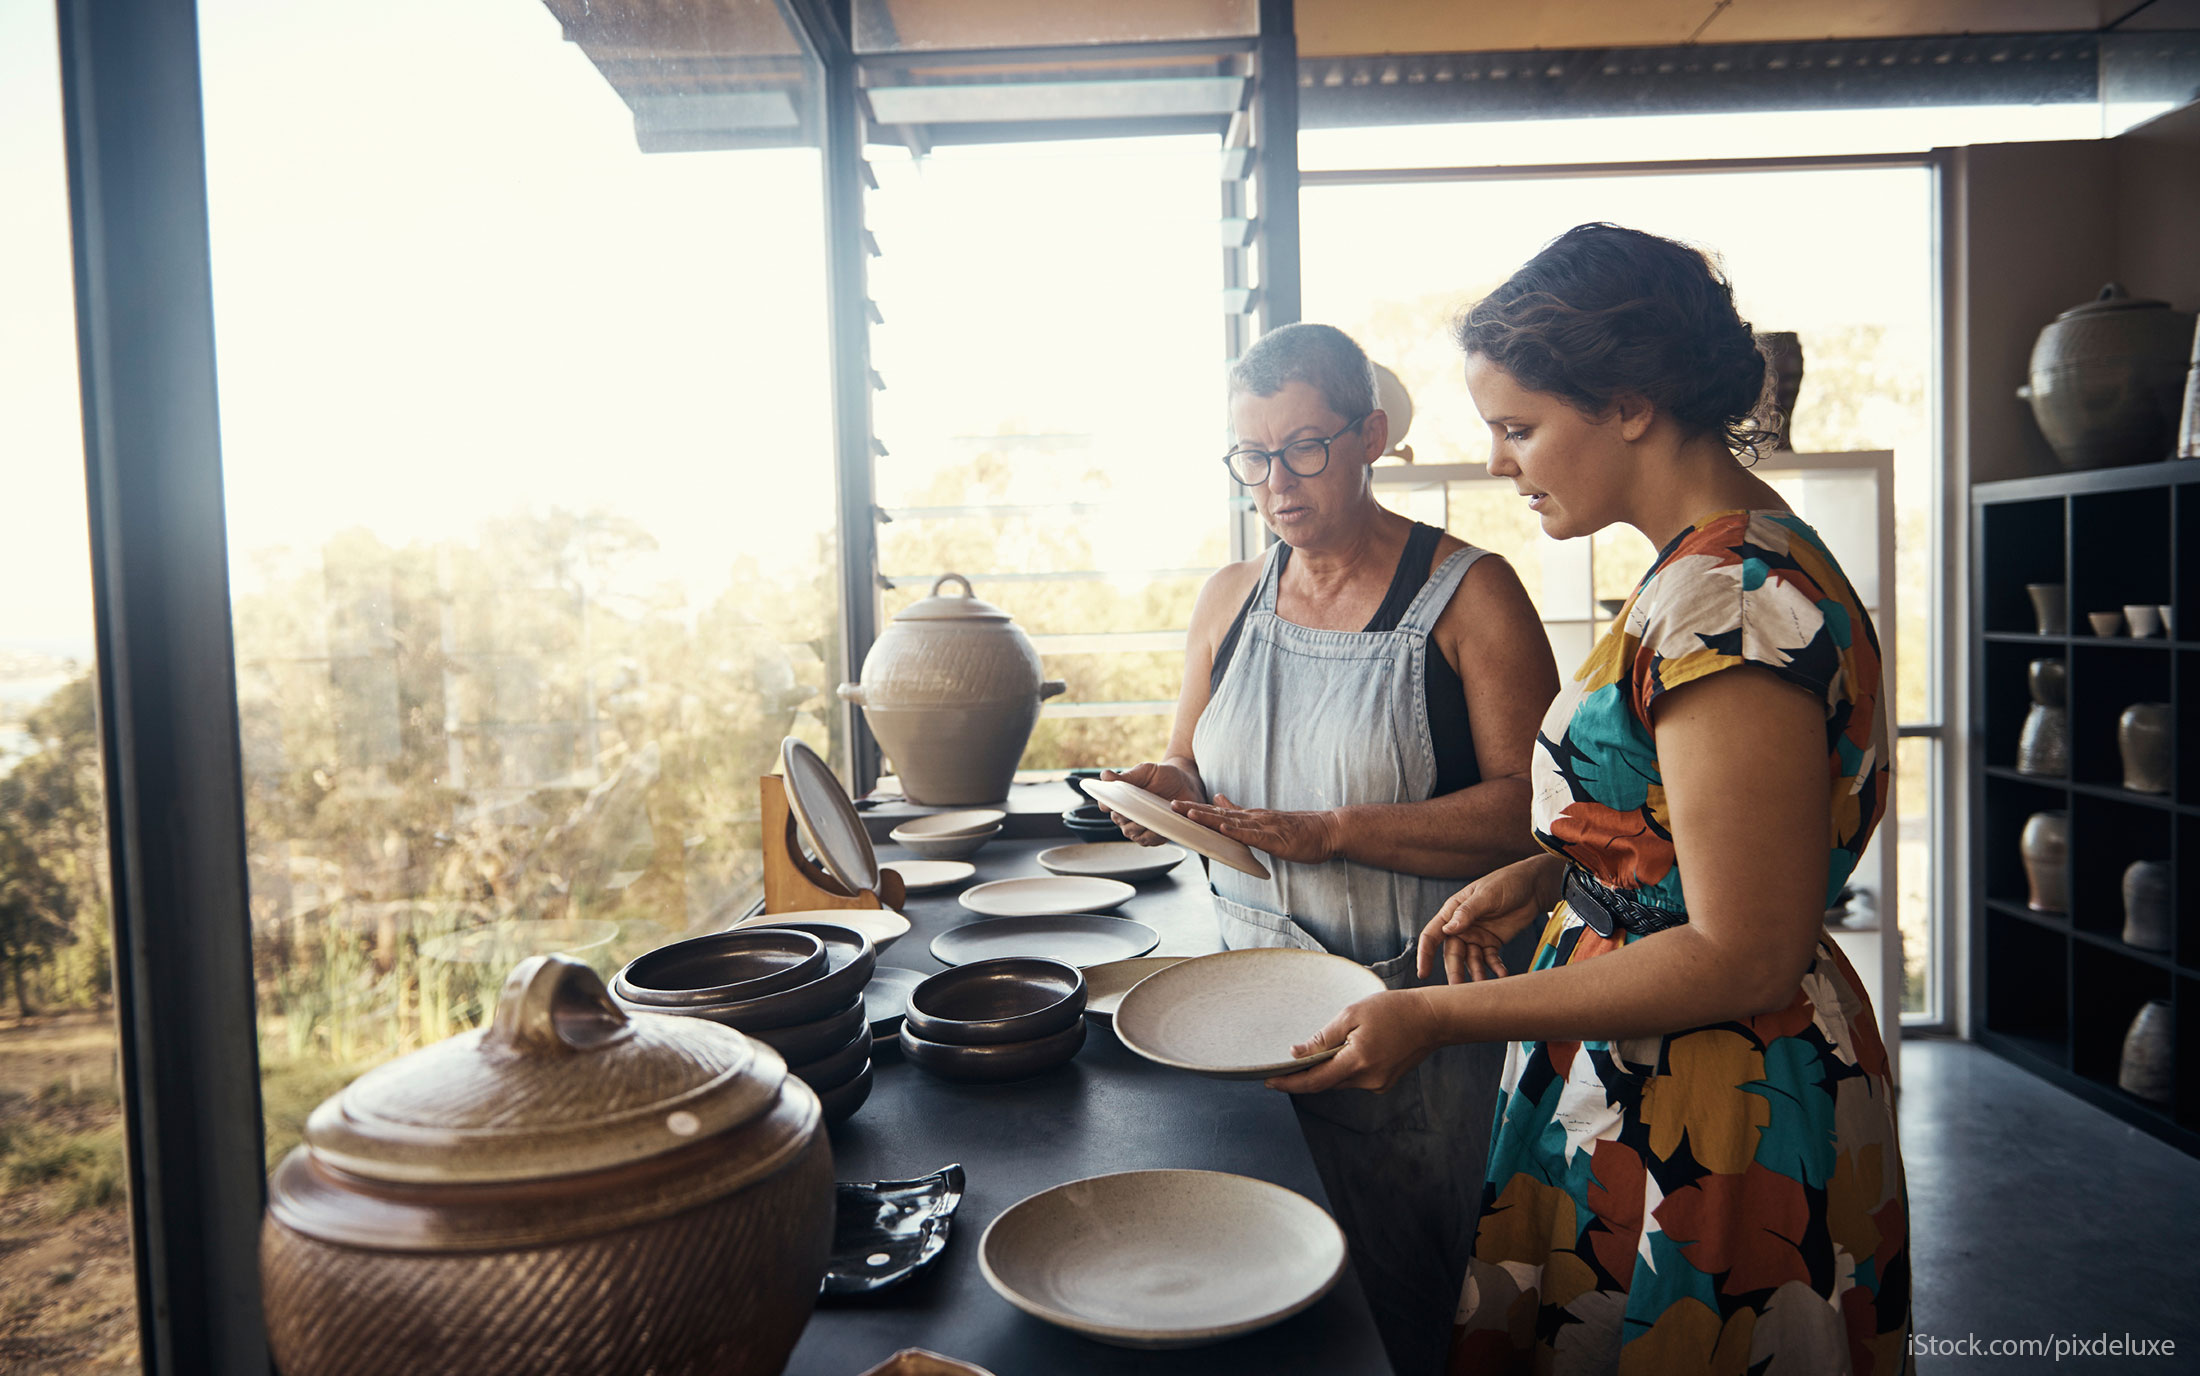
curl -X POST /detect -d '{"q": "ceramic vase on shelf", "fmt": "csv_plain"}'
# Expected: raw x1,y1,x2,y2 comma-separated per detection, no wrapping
2020,284,2197,469
2015,659,2069,777
2118,1000,2174,1105
2118,703,2174,795
2020,811,2069,914
2026,582,2067,636
1759,331,1805,449
2178,316,2200,459
2122,861,2173,953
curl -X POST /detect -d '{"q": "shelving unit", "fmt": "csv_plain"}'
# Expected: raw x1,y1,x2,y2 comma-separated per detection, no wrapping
1971,456,2198,1157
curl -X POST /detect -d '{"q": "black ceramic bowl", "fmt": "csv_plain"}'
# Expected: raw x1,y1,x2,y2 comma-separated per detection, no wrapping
748,996,869,1065
730,921,879,1021
898,1018,1087,1083
791,1021,873,1093
817,1060,874,1126
615,920,878,1032
1061,802,1129,844
905,957,1087,1046
609,929,828,1009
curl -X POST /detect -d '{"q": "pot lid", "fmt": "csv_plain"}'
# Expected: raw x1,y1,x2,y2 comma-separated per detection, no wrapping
302,955,787,1185
2057,282,2171,319
892,573,1011,623
781,736,882,895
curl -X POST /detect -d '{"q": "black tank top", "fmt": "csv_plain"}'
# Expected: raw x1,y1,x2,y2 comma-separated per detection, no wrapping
1208,522,1481,797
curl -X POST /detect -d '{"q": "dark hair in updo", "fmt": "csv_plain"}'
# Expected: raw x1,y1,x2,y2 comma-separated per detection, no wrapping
1455,223,1773,462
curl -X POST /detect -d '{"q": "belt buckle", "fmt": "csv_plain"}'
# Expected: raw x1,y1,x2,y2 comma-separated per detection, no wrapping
1564,871,1616,938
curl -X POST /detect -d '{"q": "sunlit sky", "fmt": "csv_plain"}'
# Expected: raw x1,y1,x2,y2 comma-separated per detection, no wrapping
0,0,2114,654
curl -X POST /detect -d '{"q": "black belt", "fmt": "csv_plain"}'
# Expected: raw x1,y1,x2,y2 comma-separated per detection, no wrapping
1562,866,1689,938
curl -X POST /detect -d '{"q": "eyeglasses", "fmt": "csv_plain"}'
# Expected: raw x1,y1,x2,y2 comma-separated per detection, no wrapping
1222,414,1368,487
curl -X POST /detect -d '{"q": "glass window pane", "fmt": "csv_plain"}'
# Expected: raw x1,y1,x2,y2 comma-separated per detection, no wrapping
866,137,1228,774
855,0,1255,52
0,1,138,1368
195,1,840,1159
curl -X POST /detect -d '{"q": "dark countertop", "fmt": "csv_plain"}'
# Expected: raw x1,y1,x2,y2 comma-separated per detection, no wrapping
782,833,1390,1376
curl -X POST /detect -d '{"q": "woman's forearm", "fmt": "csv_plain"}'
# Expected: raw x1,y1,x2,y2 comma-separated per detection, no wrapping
1326,775,1539,878
1416,918,1812,1046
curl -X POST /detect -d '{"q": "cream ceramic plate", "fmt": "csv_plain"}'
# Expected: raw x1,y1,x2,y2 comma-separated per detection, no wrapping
886,859,977,894
780,737,881,895
957,875,1135,917
979,1169,1346,1349
1081,779,1270,880
734,906,911,953
889,809,1007,841
1081,956,1187,1025
1035,842,1185,884
1112,949,1382,1080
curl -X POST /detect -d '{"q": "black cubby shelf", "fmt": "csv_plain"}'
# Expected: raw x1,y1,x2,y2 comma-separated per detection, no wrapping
1973,457,2198,1159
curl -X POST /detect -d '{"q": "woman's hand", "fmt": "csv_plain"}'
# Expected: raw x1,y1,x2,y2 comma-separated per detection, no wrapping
1172,794,1341,865
1415,854,1565,985
1097,762,1202,845
1263,987,1449,1094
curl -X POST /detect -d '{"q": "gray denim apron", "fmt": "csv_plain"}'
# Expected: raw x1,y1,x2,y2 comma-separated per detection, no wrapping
1192,538,1532,1376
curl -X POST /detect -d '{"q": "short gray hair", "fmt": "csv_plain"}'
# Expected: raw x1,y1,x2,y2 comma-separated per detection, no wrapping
1227,322,1377,423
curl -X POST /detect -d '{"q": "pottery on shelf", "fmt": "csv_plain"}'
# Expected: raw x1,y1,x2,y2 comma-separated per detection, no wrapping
2118,1000,2174,1105
2088,610,2123,638
2118,702,2174,795
1759,330,1805,449
2020,284,2197,469
838,574,1065,806
2026,583,2068,636
2124,604,2163,639
2179,315,2200,458
2020,811,2069,914
2015,659,2068,777
260,955,833,1376
2121,860,2173,953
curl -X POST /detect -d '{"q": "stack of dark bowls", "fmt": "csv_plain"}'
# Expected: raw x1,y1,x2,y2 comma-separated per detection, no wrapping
898,957,1088,1082
613,920,879,1125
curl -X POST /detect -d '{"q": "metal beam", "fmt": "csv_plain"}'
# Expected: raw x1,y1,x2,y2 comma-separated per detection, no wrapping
54,0,269,1371
1302,150,1931,186
1254,0,1301,333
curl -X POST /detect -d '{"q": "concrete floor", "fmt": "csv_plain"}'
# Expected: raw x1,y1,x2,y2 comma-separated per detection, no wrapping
1903,1037,2199,1371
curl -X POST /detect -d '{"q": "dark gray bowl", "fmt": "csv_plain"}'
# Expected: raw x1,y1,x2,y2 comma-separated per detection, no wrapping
616,920,877,1032
1061,802,1129,843
817,1060,874,1126
898,1017,1087,1083
791,1021,873,1093
748,997,868,1065
905,957,1086,1046
610,929,828,1008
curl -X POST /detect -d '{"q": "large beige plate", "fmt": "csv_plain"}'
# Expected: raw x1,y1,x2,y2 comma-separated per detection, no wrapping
734,906,910,954
957,875,1134,918
979,1169,1346,1349
1035,842,1185,883
1081,779,1270,880
1112,949,1381,1080
885,859,977,894
1080,956,1187,1025
781,737,880,895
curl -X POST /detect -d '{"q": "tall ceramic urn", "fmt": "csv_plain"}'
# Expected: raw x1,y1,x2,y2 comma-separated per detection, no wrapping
261,955,834,1376
2021,283,2196,469
839,574,1066,805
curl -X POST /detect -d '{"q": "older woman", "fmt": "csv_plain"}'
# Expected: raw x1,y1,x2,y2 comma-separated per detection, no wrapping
1270,225,1910,1375
1102,322,1560,1376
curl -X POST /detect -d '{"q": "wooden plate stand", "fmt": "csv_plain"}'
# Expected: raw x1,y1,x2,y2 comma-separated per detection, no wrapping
760,774,906,915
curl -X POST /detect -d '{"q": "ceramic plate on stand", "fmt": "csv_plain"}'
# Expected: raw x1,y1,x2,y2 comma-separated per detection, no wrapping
1036,842,1185,883
1081,779,1270,880
930,915,1159,969
1112,949,1382,1080
781,737,881,895
888,859,978,894
979,1169,1346,1348
958,875,1135,917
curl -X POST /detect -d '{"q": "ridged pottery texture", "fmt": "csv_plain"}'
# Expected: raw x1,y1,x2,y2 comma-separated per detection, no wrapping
2023,284,2196,469
2016,658,2068,777
839,574,1065,804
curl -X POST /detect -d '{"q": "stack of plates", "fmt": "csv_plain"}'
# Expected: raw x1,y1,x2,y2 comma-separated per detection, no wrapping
613,920,881,1125
897,958,1088,1083
888,809,1005,862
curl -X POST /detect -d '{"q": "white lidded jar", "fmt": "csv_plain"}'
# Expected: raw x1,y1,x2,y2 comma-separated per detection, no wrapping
838,574,1066,805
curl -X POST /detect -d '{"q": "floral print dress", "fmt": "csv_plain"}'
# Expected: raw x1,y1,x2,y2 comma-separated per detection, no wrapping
1450,510,1911,1376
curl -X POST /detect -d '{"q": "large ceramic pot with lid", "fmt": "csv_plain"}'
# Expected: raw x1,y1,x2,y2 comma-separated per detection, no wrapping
261,954,833,1376
838,574,1067,805
2021,283,2197,469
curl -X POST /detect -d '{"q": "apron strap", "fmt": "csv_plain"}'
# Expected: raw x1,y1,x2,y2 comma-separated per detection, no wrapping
1249,537,1289,614
1394,544,1488,635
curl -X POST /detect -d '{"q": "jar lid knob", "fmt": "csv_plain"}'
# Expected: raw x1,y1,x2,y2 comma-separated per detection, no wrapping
930,573,975,599
482,954,631,1058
